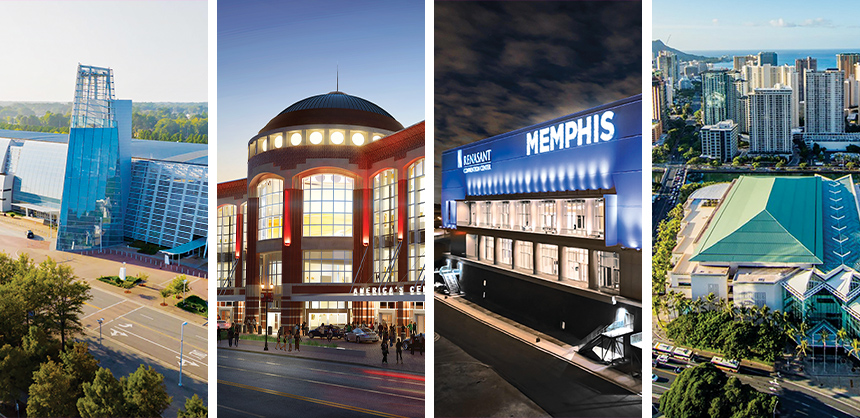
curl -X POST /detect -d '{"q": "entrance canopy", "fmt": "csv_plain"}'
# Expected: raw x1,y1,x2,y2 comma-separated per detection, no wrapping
160,237,207,255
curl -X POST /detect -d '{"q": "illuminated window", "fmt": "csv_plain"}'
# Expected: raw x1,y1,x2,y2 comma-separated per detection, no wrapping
303,250,352,283
331,131,344,145
482,236,494,263
260,137,268,152
352,132,365,145
540,200,556,233
259,252,281,288
290,132,302,146
240,202,247,288
373,169,398,282
593,199,605,238
302,174,354,237
499,202,510,228
498,238,513,266
516,201,532,231
517,240,533,271
564,247,588,283
257,178,283,240
309,131,323,144
539,243,558,276
372,134,382,141
481,202,493,227
274,134,283,148
248,142,256,158
407,159,425,282
217,205,236,284
597,250,619,291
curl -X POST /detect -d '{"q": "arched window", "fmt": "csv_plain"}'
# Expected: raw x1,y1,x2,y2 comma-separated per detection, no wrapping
257,178,283,240
373,169,398,282
407,159,425,282
302,173,354,236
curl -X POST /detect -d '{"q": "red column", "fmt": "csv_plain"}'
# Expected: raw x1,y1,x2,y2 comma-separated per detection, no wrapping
397,178,408,282
235,211,243,288
282,188,302,327
246,197,259,332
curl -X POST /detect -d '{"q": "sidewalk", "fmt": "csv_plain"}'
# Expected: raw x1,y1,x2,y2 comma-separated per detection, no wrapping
217,335,427,374
437,294,642,394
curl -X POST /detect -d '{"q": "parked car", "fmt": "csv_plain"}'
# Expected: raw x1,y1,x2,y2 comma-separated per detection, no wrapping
26,230,34,239
217,320,231,330
309,325,344,339
344,327,379,343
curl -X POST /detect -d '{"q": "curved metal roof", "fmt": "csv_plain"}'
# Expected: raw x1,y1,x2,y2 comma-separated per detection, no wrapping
279,92,396,119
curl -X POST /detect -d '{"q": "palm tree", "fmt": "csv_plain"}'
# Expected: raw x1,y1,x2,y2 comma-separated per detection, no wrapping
848,339,860,366
819,329,829,373
705,292,717,311
796,337,810,371
653,298,665,330
836,328,848,371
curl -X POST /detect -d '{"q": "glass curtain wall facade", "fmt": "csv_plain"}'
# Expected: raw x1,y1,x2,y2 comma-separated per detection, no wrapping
217,205,236,285
302,174,354,237
373,169,398,282
125,160,208,248
257,178,283,240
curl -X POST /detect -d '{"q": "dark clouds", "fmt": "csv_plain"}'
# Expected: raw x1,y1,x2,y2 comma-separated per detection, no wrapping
434,1,642,203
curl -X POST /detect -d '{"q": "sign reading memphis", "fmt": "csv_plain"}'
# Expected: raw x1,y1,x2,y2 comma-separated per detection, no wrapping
526,110,615,156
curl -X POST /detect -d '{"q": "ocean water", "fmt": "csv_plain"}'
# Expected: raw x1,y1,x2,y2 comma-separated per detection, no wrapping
686,49,853,70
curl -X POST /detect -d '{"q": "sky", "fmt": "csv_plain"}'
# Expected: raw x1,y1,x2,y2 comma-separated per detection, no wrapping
0,1,207,102
653,0,860,51
434,1,642,204
217,0,425,182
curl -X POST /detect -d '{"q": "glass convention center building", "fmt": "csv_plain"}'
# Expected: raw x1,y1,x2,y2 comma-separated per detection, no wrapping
0,65,207,253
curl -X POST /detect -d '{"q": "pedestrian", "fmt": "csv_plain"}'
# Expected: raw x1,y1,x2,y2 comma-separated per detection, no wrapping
410,334,415,355
303,321,308,336
396,338,403,364
327,325,333,343
419,333,423,355
276,327,283,350
227,327,234,348
294,331,300,352
288,328,293,351
381,339,389,364
234,327,240,347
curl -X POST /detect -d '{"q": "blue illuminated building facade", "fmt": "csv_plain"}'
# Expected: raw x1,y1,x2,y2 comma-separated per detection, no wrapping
0,64,207,254
440,95,642,364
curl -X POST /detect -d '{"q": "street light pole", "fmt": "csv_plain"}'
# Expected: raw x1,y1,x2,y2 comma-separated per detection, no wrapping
183,278,188,300
262,282,269,351
97,318,104,345
179,321,188,386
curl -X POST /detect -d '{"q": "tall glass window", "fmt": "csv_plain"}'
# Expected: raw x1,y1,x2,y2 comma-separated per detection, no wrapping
563,200,586,236
597,251,619,291
593,199,605,238
516,201,532,231
217,205,236,285
540,201,556,233
499,202,510,229
407,160,425,282
259,253,281,288
517,241,533,271
482,236,494,263
373,169,398,282
304,250,353,283
257,178,283,240
481,202,493,227
564,247,588,282
499,238,513,267
539,243,558,275
302,174,354,236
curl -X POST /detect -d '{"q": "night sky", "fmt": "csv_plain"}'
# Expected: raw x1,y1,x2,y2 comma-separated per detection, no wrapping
434,1,642,204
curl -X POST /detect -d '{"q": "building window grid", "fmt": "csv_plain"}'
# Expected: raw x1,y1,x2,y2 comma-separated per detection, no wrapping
564,247,588,282
304,250,353,283
302,174,354,237
499,238,513,267
516,201,532,231
499,202,510,229
483,236,494,263
540,201,556,233
217,205,236,283
257,178,284,240
373,170,398,282
597,250,619,290
518,241,533,271
481,202,493,227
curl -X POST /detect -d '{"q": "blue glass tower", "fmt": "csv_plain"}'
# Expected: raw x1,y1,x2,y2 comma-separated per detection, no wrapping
56,65,124,251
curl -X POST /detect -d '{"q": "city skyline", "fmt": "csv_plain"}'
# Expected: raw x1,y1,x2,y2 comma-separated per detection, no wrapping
654,0,860,51
0,1,207,102
217,0,425,181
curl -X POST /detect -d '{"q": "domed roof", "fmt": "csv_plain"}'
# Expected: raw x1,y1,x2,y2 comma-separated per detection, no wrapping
259,91,404,134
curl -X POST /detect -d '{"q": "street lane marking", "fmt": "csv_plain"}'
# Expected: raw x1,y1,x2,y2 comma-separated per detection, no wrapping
140,314,153,320
82,299,124,319
112,325,207,367
120,315,207,352
218,364,422,402
218,380,410,418
217,404,264,418
301,366,424,386
103,306,143,326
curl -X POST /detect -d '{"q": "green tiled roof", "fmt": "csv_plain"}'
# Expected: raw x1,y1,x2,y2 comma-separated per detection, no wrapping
691,176,823,264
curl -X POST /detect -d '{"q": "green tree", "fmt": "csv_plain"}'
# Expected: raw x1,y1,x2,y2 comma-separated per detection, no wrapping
78,368,128,418
37,258,91,345
161,287,173,305
178,394,208,418
0,344,30,404
27,359,78,418
61,341,100,397
123,365,172,418
168,275,190,296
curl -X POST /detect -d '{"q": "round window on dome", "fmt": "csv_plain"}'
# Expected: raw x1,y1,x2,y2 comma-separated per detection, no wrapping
274,134,283,148
331,131,345,145
352,132,365,146
372,134,382,141
309,131,323,145
290,132,302,146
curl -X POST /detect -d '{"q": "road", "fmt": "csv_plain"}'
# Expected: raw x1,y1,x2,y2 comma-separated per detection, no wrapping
652,165,685,236
436,302,641,417
217,350,425,418
651,355,860,418
81,284,209,382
